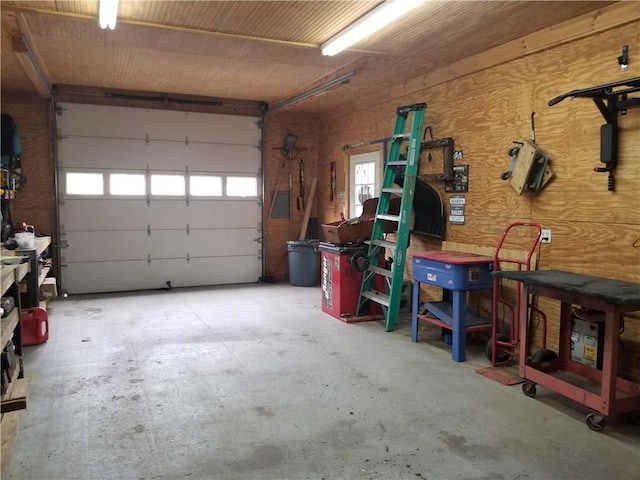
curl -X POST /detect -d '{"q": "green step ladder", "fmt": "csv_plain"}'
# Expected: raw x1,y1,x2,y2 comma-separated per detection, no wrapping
356,103,426,331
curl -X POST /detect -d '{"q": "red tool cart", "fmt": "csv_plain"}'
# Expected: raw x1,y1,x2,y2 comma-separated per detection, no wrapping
319,242,383,322
493,269,640,431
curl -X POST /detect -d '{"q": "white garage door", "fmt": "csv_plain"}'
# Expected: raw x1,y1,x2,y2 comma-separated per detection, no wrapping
56,103,262,294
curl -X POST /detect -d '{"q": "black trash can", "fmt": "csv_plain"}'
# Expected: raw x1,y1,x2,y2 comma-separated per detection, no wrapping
287,240,320,286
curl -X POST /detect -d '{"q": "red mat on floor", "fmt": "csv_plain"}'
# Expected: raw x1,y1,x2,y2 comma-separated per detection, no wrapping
476,365,524,386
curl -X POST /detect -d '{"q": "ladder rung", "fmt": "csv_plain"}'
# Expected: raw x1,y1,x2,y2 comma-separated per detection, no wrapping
366,239,397,249
392,133,410,140
361,290,390,307
367,265,393,278
382,187,403,194
377,214,400,222
387,161,406,166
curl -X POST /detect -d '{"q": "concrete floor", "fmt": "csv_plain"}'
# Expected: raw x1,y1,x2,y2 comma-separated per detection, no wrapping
7,283,640,480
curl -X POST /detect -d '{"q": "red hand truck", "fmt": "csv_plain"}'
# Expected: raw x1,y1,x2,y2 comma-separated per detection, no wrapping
488,222,549,366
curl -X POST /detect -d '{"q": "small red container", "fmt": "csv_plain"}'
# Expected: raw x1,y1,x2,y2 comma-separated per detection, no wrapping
21,307,49,346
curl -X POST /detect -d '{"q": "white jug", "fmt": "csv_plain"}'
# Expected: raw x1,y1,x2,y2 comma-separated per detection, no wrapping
14,231,35,249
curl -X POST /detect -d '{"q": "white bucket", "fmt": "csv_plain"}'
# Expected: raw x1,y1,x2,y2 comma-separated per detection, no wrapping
14,231,35,249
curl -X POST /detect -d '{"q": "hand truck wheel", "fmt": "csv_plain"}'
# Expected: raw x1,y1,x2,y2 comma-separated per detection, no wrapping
485,333,511,363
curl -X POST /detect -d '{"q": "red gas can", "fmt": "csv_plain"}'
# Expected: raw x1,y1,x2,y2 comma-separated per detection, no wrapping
21,307,49,346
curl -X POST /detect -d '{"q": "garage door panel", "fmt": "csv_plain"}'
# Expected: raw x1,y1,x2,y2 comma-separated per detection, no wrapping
145,201,261,229
61,200,260,231
61,199,147,230
186,143,260,173
58,104,152,139
90,227,260,261
59,138,260,173
144,142,191,171
62,229,260,263
63,256,261,294
187,201,260,228
62,200,193,231
62,231,151,262
63,259,173,294
146,110,261,144
58,104,260,145
59,137,151,170
57,103,262,293
185,229,260,257
185,257,261,286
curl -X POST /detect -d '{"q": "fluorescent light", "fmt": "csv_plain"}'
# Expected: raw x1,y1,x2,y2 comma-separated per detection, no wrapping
99,0,119,30
321,0,427,56
269,72,355,113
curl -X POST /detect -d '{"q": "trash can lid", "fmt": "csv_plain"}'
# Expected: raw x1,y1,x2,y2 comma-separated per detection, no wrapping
286,239,320,245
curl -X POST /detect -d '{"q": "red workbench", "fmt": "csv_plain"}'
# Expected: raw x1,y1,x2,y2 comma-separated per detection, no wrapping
493,269,640,431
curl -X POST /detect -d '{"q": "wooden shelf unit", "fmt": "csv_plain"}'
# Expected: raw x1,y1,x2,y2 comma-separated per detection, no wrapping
15,236,52,308
1,261,30,476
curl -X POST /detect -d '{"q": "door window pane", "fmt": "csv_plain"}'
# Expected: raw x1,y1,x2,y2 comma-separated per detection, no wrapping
227,176,257,197
66,172,104,195
190,176,222,196
110,173,146,195
151,174,185,196
354,162,375,217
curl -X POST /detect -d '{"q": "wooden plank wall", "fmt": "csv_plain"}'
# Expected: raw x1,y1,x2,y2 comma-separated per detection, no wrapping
316,22,640,380
262,111,318,281
1,93,53,236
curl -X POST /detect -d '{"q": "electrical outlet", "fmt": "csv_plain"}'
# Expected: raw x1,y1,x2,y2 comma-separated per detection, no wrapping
541,229,552,244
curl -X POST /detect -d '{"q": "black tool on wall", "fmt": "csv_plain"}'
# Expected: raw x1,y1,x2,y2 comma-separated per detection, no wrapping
420,127,455,182
548,76,640,191
329,161,337,213
297,158,305,210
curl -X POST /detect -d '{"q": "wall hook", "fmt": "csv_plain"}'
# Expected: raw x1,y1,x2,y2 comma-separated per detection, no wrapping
618,45,628,72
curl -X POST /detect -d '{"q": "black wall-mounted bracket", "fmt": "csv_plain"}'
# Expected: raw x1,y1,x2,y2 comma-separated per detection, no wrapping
548,77,640,191
421,136,455,182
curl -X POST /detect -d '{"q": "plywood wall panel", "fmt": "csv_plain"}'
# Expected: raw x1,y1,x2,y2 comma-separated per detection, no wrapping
535,222,640,281
316,22,640,380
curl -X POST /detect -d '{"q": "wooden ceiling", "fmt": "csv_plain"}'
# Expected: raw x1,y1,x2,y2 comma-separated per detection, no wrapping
0,1,615,114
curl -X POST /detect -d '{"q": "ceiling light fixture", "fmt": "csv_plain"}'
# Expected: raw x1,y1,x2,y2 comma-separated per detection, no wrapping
99,0,119,30
321,0,427,56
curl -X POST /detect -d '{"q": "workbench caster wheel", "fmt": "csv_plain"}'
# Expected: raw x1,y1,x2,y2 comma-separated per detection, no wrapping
522,382,537,398
585,413,605,432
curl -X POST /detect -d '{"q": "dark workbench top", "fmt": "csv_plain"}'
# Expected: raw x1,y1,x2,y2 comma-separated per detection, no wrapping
492,270,640,306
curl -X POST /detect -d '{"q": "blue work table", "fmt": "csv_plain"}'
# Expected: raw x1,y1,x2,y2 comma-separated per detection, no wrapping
412,251,494,362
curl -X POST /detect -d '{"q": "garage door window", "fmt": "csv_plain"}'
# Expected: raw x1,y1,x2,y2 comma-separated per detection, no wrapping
190,175,222,196
110,173,146,195
151,174,185,196
226,176,257,197
66,172,104,195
